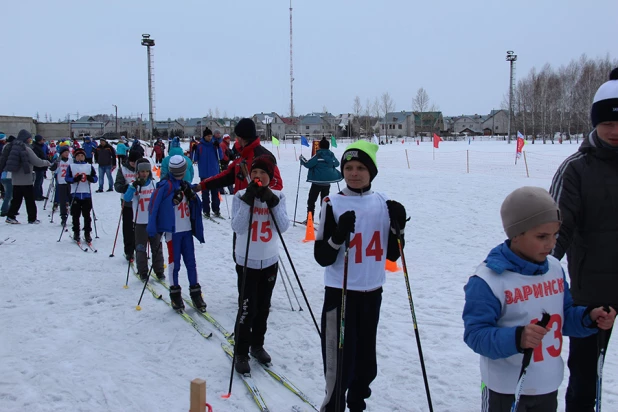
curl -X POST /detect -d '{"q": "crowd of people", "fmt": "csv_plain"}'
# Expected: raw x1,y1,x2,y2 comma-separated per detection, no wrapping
2,67,618,412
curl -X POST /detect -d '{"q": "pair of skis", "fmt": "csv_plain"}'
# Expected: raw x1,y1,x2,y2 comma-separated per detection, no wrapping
152,277,318,411
72,237,97,253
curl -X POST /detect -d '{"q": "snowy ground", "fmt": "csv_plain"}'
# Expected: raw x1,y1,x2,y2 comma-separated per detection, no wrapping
2,138,617,412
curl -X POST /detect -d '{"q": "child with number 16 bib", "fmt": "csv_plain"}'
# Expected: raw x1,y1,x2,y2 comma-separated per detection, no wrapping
314,141,407,412
148,155,206,312
463,186,616,411
231,155,289,375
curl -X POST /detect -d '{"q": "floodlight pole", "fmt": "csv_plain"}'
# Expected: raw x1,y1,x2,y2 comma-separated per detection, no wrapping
506,50,517,144
142,34,155,141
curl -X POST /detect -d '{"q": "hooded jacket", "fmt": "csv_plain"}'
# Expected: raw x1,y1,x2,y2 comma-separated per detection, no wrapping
301,149,343,184
82,137,97,159
200,138,283,193
0,135,50,186
550,130,618,306
147,177,204,243
194,137,223,178
160,146,194,183
94,142,117,167
31,142,48,171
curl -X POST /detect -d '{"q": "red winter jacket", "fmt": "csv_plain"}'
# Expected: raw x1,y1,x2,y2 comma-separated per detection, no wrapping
199,138,282,193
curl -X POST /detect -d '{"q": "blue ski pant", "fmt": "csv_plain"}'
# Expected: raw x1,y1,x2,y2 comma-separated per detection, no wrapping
165,230,198,287
54,183,71,219
201,187,220,214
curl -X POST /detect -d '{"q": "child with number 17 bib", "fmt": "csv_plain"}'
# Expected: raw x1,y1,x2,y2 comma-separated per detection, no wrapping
147,155,206,312
314,141,407,412
462,186,616,411
123,158,164,281
230,155,289,375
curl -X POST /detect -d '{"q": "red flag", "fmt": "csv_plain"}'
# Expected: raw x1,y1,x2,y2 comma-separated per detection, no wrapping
401,139,405,144
433,133,442,149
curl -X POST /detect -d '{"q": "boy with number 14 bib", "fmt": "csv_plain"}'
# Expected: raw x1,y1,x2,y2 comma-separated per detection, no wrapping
314,141,407,412
463,186,615,411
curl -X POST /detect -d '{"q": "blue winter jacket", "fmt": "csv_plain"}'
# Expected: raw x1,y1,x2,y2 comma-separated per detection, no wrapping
301,149,343,184
160,147,194,183
83,138,97,159
123,178,154,203
194,137,223,179
147,177,204,243
116,142,128,156
462,241,596,360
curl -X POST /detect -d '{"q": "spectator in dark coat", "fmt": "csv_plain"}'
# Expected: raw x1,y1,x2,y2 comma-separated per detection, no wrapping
32,134,49,201
0,135,15,216
0,130,50,224
550,67,618,411
94,138,117,192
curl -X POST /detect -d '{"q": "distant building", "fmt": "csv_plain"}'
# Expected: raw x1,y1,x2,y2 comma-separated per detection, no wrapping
299,113,335,136
375,111,415,137
446,110,508,135
253,112,286,139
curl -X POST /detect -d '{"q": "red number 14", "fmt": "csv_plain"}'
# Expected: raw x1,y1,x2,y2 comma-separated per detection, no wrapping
348,231,383,263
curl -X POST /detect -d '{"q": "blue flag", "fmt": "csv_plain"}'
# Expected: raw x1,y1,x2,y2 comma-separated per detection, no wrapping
301,136,310,147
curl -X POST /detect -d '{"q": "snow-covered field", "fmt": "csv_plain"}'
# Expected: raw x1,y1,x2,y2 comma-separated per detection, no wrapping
3,138,616,412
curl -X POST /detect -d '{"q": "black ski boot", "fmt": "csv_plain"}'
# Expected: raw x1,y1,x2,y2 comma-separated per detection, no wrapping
250,346,272,364
189,284,207,312
235,355,251,375
139,272,149,281
156,272,166,281
73,231,80,242
60,216,67,227
84,232,92,243
169,285,184,311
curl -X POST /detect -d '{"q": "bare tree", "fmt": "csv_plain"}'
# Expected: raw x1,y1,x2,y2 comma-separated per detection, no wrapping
215,107,220,119
380,92,395,142
208,108,213,119
372,97,381,136
364,98,372,138
413,87,431,137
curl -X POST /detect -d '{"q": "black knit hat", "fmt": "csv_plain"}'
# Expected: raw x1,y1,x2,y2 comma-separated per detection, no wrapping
234,118,257,142
251,154,275,181
128,150,141,163
319,136,330,149
73,148,86,159
591,68,618,127
203,127,213,138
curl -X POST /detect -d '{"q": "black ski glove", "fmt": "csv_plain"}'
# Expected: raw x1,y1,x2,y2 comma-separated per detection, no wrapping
181,181,196,202
332,210,356,245
386,200,407,231
240,180,261,206
213,140,220,148
86,175,95,183
257,186,279,208
172,189,184,205
132,178,145,188
73,173,84,182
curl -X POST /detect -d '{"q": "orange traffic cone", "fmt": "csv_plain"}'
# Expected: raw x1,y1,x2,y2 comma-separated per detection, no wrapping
385,259,402,272
155,166,161,178
302,212,316,243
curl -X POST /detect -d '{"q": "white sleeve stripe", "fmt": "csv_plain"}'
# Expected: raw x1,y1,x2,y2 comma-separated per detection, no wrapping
549,152,584,204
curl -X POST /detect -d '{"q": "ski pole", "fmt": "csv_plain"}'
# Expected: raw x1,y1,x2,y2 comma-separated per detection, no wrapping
292,161,302,226
135,235,165,310
279,256,302,311
335,234,351,412
109,201,124,257
596,306,611,412
222,191,257,400
88,182,99,239
269,207,321,337
511,312,551,412
393,220,434,412
43,175,56,210
58,179,81,242
278,262,295,311
124,188,142,289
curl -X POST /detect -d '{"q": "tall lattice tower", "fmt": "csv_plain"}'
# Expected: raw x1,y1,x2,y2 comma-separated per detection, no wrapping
289,0,294,118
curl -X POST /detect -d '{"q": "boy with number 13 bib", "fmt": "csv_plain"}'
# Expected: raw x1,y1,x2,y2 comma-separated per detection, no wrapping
231,155,289,375
314,141,407,412
463,186,615,411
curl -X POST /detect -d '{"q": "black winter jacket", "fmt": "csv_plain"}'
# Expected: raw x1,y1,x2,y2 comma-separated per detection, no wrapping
550,130,618,306
32,143,48,171
94,144,117,167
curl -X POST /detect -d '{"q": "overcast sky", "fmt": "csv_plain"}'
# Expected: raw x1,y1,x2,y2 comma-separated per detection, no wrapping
2,0,616,121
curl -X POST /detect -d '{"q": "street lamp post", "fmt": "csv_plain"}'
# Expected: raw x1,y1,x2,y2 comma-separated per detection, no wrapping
141,34,155,141
506,50,517,144
112,104,118,136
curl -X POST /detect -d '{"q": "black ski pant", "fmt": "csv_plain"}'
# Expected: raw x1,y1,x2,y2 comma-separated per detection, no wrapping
234,263,278,358
307,183,329,219
482,387,557,412
320,286,382,412
55,183,71,220
8,185,37,222
122,204,135,258
134,224,164,277
565,328,613,412
71,197,92,235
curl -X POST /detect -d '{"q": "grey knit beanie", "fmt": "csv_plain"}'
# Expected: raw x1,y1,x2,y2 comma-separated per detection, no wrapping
168,155,187,180
500,186,561,239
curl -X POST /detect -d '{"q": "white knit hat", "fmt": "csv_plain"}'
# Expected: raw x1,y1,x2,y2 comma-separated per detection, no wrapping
591,68,618,127
169,155,187,179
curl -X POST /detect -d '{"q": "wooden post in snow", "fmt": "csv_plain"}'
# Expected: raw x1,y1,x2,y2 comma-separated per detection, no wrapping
190,379,206,412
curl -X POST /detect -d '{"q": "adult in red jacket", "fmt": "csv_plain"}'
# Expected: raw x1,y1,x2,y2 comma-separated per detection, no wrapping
195,118,282,194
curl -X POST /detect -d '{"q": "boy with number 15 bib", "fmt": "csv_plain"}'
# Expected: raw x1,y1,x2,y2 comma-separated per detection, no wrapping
314,141,407,412
463,187,615,411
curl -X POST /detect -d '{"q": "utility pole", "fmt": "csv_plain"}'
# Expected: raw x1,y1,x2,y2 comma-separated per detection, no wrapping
289,0,294,118
141,34,156,141
112,104,118,135
506,50,517,144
